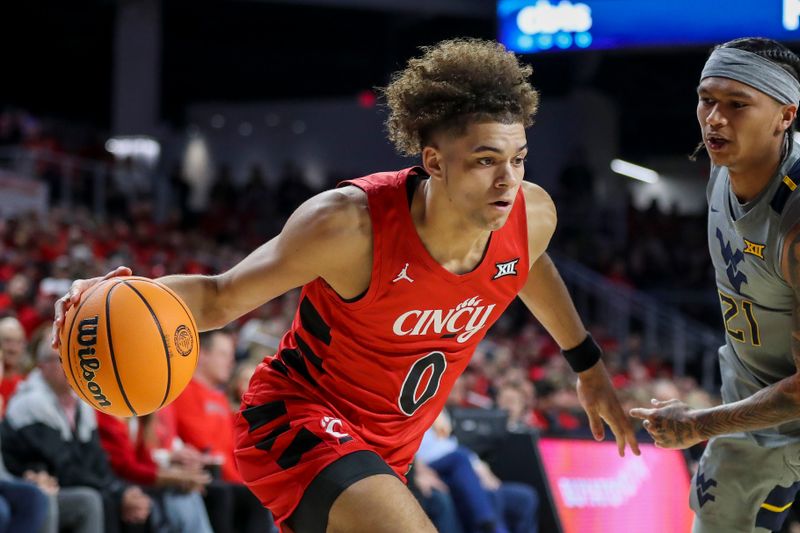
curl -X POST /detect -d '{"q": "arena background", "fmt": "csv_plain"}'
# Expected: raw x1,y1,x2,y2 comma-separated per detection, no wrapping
1,0,797,531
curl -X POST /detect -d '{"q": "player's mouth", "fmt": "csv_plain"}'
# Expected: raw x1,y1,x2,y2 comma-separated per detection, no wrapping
489,200,512,211
705,134,730,152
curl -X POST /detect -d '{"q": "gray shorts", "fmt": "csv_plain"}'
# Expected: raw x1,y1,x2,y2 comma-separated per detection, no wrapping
690,434,800,533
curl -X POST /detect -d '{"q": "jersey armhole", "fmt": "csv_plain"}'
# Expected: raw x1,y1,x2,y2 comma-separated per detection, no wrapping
320,182,383,309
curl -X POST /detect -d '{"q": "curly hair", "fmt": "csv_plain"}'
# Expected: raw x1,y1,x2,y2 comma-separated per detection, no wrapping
383,39,540,156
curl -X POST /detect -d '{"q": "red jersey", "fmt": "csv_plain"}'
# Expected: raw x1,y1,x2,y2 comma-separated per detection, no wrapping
243,167,528,475
173,379,242,483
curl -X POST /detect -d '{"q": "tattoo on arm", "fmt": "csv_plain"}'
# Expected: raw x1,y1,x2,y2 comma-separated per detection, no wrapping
692,230,800,439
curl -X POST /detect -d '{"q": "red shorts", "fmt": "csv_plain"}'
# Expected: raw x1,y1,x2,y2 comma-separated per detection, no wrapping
233,373,400,529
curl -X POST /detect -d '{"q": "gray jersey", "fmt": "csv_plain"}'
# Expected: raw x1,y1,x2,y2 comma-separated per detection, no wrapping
707,141,800,447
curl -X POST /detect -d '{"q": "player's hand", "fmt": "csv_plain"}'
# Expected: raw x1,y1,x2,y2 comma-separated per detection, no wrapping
51,266,132,349
630,398,705,449
576,361,641,457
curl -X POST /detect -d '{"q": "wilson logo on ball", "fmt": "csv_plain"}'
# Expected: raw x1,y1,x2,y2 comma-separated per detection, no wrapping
174,325,193,357
76,316,111,407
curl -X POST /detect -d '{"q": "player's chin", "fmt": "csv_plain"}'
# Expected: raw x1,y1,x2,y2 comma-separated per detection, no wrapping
706,149,735,167
482,217,508,231
482,209,512,230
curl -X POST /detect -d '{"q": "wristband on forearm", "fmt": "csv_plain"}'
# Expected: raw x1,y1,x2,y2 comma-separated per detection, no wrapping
562,333,602,373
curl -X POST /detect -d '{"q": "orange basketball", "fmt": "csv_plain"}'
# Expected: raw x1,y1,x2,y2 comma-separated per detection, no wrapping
58,276,199,417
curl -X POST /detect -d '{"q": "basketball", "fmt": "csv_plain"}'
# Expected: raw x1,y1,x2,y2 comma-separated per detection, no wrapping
58,276,199,417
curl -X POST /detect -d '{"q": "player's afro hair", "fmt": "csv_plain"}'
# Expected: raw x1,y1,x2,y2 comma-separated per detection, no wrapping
383,38,540,156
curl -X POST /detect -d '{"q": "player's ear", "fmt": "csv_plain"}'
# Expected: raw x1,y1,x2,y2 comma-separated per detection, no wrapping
778,103,798,135
422,146,444,180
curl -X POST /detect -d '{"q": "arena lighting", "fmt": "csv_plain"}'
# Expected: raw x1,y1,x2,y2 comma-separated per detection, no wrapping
105,136,161,162
516,0,592,35
610,158,659,184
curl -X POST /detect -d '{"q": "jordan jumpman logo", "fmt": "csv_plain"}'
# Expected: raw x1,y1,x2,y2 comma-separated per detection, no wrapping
393,263,414,283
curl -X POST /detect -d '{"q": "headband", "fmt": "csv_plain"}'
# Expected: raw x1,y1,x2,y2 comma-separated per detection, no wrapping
700,47,800,104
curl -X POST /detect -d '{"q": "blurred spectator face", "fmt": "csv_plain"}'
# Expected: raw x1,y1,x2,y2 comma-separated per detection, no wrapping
496,385,526,424
7,274,31,304
37,343,71,395
198,332,235,387
231,362,257,401
652,378,681,401
431,411,452,438
447,375,467,407
0,317,26,371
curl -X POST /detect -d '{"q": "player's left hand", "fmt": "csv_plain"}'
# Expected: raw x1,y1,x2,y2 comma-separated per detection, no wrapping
576,361,640,457
629,398,705,449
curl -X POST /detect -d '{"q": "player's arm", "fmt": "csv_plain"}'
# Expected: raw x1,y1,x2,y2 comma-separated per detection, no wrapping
157,186,371,330
631,223,800,448
516,181,640,456
53,186,371,341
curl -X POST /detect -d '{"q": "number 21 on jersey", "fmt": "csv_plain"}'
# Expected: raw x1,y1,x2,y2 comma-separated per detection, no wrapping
718,290,761,346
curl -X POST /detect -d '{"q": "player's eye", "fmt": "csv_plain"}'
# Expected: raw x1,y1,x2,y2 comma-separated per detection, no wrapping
478,157,494,166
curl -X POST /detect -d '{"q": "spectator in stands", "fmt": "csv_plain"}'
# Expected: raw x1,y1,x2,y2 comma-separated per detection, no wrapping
495,381,540,433
2,342,151,533
172,330,275,533
408,458,464,533
0,416,49,533
0,275,39,337
418,411,539,533
0,317,30,411
97,411,214,533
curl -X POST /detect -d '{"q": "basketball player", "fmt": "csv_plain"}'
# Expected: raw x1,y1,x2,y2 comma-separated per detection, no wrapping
630,38,800,532
54,39,638,533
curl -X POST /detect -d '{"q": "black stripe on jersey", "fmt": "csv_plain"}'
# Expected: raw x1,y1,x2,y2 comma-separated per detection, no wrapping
270,358,290,377
770,182,794,213
281,348,318,386
277,427,324,469
255,423,292,452
755,481,800,530
771,161,800,214
295,333,324,373
300,297,332,345
242,400,287,433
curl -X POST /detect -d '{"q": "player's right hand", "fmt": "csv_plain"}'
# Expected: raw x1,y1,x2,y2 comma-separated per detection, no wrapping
51,266,133,349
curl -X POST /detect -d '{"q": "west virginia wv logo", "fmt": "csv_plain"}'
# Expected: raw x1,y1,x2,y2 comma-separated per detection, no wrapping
715,228,748,293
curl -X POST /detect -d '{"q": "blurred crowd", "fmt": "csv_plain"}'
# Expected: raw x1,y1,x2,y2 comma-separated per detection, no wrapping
0,109,726,531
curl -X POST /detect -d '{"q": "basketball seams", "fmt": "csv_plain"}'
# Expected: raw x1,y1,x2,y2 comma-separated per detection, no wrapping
121,280,173,410
65,280,112,411
105,283,137,416
131,277,199,368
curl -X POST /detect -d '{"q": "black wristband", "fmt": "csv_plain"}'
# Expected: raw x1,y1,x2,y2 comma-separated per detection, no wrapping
562,333,602,373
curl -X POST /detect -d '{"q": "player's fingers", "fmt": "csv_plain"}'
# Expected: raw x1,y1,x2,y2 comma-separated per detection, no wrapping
602,416,628,457
614,411,642,456
627,429,641,456
51,296,69,348
650,398,680,407
586,409,605,441
629,408,653,419
102,266,132,281
67,281,87,306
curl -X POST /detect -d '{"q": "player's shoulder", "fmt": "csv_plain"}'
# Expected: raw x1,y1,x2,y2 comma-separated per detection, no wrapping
291,186,371,242
520,181,556,229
